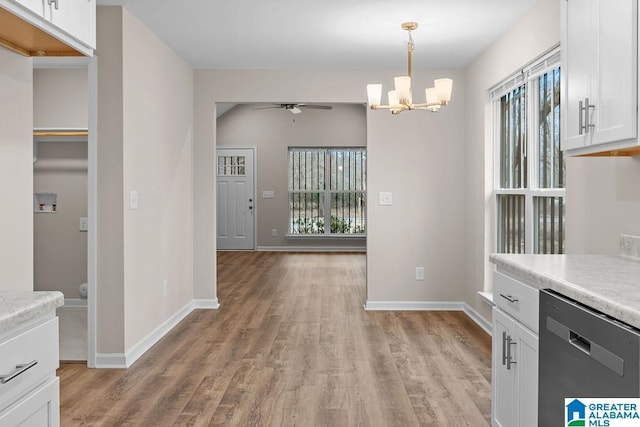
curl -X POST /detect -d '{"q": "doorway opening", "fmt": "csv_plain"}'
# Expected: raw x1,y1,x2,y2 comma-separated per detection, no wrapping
33,56,98,367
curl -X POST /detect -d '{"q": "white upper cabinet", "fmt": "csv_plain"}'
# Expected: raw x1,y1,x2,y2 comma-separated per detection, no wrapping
46,0,95,49
562,0,638,155
0,0,95,56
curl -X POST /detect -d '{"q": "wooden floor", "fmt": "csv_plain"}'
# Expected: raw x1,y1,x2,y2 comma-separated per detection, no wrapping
59,252,492,426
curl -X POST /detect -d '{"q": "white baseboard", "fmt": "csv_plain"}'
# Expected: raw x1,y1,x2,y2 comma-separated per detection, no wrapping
95,353,127,369
193,298,220,309
123,301,194,368
257,246,366,252
463,303,492,335
363,300,492,336
95,298,220,369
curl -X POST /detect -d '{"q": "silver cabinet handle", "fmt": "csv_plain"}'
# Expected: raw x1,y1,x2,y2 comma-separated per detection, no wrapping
580,97,595,134
48,0,59,10
0,360,38,384
506,337,517,370
579,100,584,135
499,293,518,303
501,331,507,366
584,97,595,134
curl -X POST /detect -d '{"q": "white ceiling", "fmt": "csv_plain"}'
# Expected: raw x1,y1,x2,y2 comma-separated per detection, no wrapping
96,0,537,70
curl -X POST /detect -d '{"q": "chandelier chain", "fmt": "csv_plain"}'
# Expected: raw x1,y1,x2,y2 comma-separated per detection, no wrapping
406,30,415,52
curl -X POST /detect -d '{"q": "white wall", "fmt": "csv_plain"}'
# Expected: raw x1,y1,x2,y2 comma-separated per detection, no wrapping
122,8,194,350
193,68,466,306
0,47,33,291
33,68,88,129
216,103,367,248
566,157,640,255
34,142,88,297
96,6,194,355
366,73,467,303
96,6,125,354
463,0,561,320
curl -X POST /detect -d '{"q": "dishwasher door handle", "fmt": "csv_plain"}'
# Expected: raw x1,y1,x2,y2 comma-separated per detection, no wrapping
546,316,625,376
569,331,591,354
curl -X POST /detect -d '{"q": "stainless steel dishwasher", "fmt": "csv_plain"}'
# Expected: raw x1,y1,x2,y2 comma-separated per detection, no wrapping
538,289,640,425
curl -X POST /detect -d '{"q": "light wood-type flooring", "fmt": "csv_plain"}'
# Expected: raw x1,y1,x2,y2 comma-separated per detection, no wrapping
58,251,491,426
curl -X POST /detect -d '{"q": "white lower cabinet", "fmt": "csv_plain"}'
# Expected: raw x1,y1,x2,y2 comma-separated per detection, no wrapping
492,272,539,427
0,315,60,427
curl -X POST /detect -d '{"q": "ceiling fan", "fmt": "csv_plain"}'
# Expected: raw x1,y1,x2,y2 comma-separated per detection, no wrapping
252,103,333,114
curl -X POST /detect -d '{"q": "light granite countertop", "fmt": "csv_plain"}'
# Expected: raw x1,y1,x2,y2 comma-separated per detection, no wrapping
0,291,64,335
490,254,640,330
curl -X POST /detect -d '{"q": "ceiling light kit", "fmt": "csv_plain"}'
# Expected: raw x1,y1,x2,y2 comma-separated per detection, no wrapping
253,103,333,114
367,22,453,114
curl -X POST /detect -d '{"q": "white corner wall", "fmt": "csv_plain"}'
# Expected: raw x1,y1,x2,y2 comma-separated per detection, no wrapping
0,48,33,291
95,6,194,359
463,0,561,321
96,6,125,355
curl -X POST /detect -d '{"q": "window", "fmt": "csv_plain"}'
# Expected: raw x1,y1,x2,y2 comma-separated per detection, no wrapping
288,147,366,235
493,48,565,254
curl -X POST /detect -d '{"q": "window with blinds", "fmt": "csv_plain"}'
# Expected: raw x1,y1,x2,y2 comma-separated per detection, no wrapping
288,147,366,235
493,47,565,255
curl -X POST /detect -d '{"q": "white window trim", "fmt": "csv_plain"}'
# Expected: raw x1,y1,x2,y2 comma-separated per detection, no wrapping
492,46,564,254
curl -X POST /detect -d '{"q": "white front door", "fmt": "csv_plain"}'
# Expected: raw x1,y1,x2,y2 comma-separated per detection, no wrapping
216,147,255,250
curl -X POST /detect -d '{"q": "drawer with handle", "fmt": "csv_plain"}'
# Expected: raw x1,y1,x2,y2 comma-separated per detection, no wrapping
0,317,58,411
494,271,539,333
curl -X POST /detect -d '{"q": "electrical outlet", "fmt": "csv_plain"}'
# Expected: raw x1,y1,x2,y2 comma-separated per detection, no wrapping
416,267,425,281
162,279,168,297
272,228,278,237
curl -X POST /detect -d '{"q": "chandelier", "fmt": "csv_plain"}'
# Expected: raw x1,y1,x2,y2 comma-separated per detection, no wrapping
367,22,453,114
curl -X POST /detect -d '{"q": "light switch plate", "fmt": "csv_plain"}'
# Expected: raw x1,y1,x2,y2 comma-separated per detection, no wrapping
262,190,275,199
79,217,89,232
378,192,393,206
129,190,138,210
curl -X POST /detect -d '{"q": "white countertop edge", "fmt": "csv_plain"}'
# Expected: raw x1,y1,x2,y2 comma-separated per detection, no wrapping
0,291,64,335
490,254,640,331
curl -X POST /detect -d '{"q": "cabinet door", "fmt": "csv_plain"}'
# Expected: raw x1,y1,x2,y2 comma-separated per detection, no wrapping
514,322,538,427
592,0,637,145
0,377,59,427
492,308,516,427
562,0,638,153
562,0,596,151
46,0,94,48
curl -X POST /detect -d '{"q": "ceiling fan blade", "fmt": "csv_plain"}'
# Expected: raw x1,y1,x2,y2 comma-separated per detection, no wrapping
300,104,333,110
252,106,280,110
